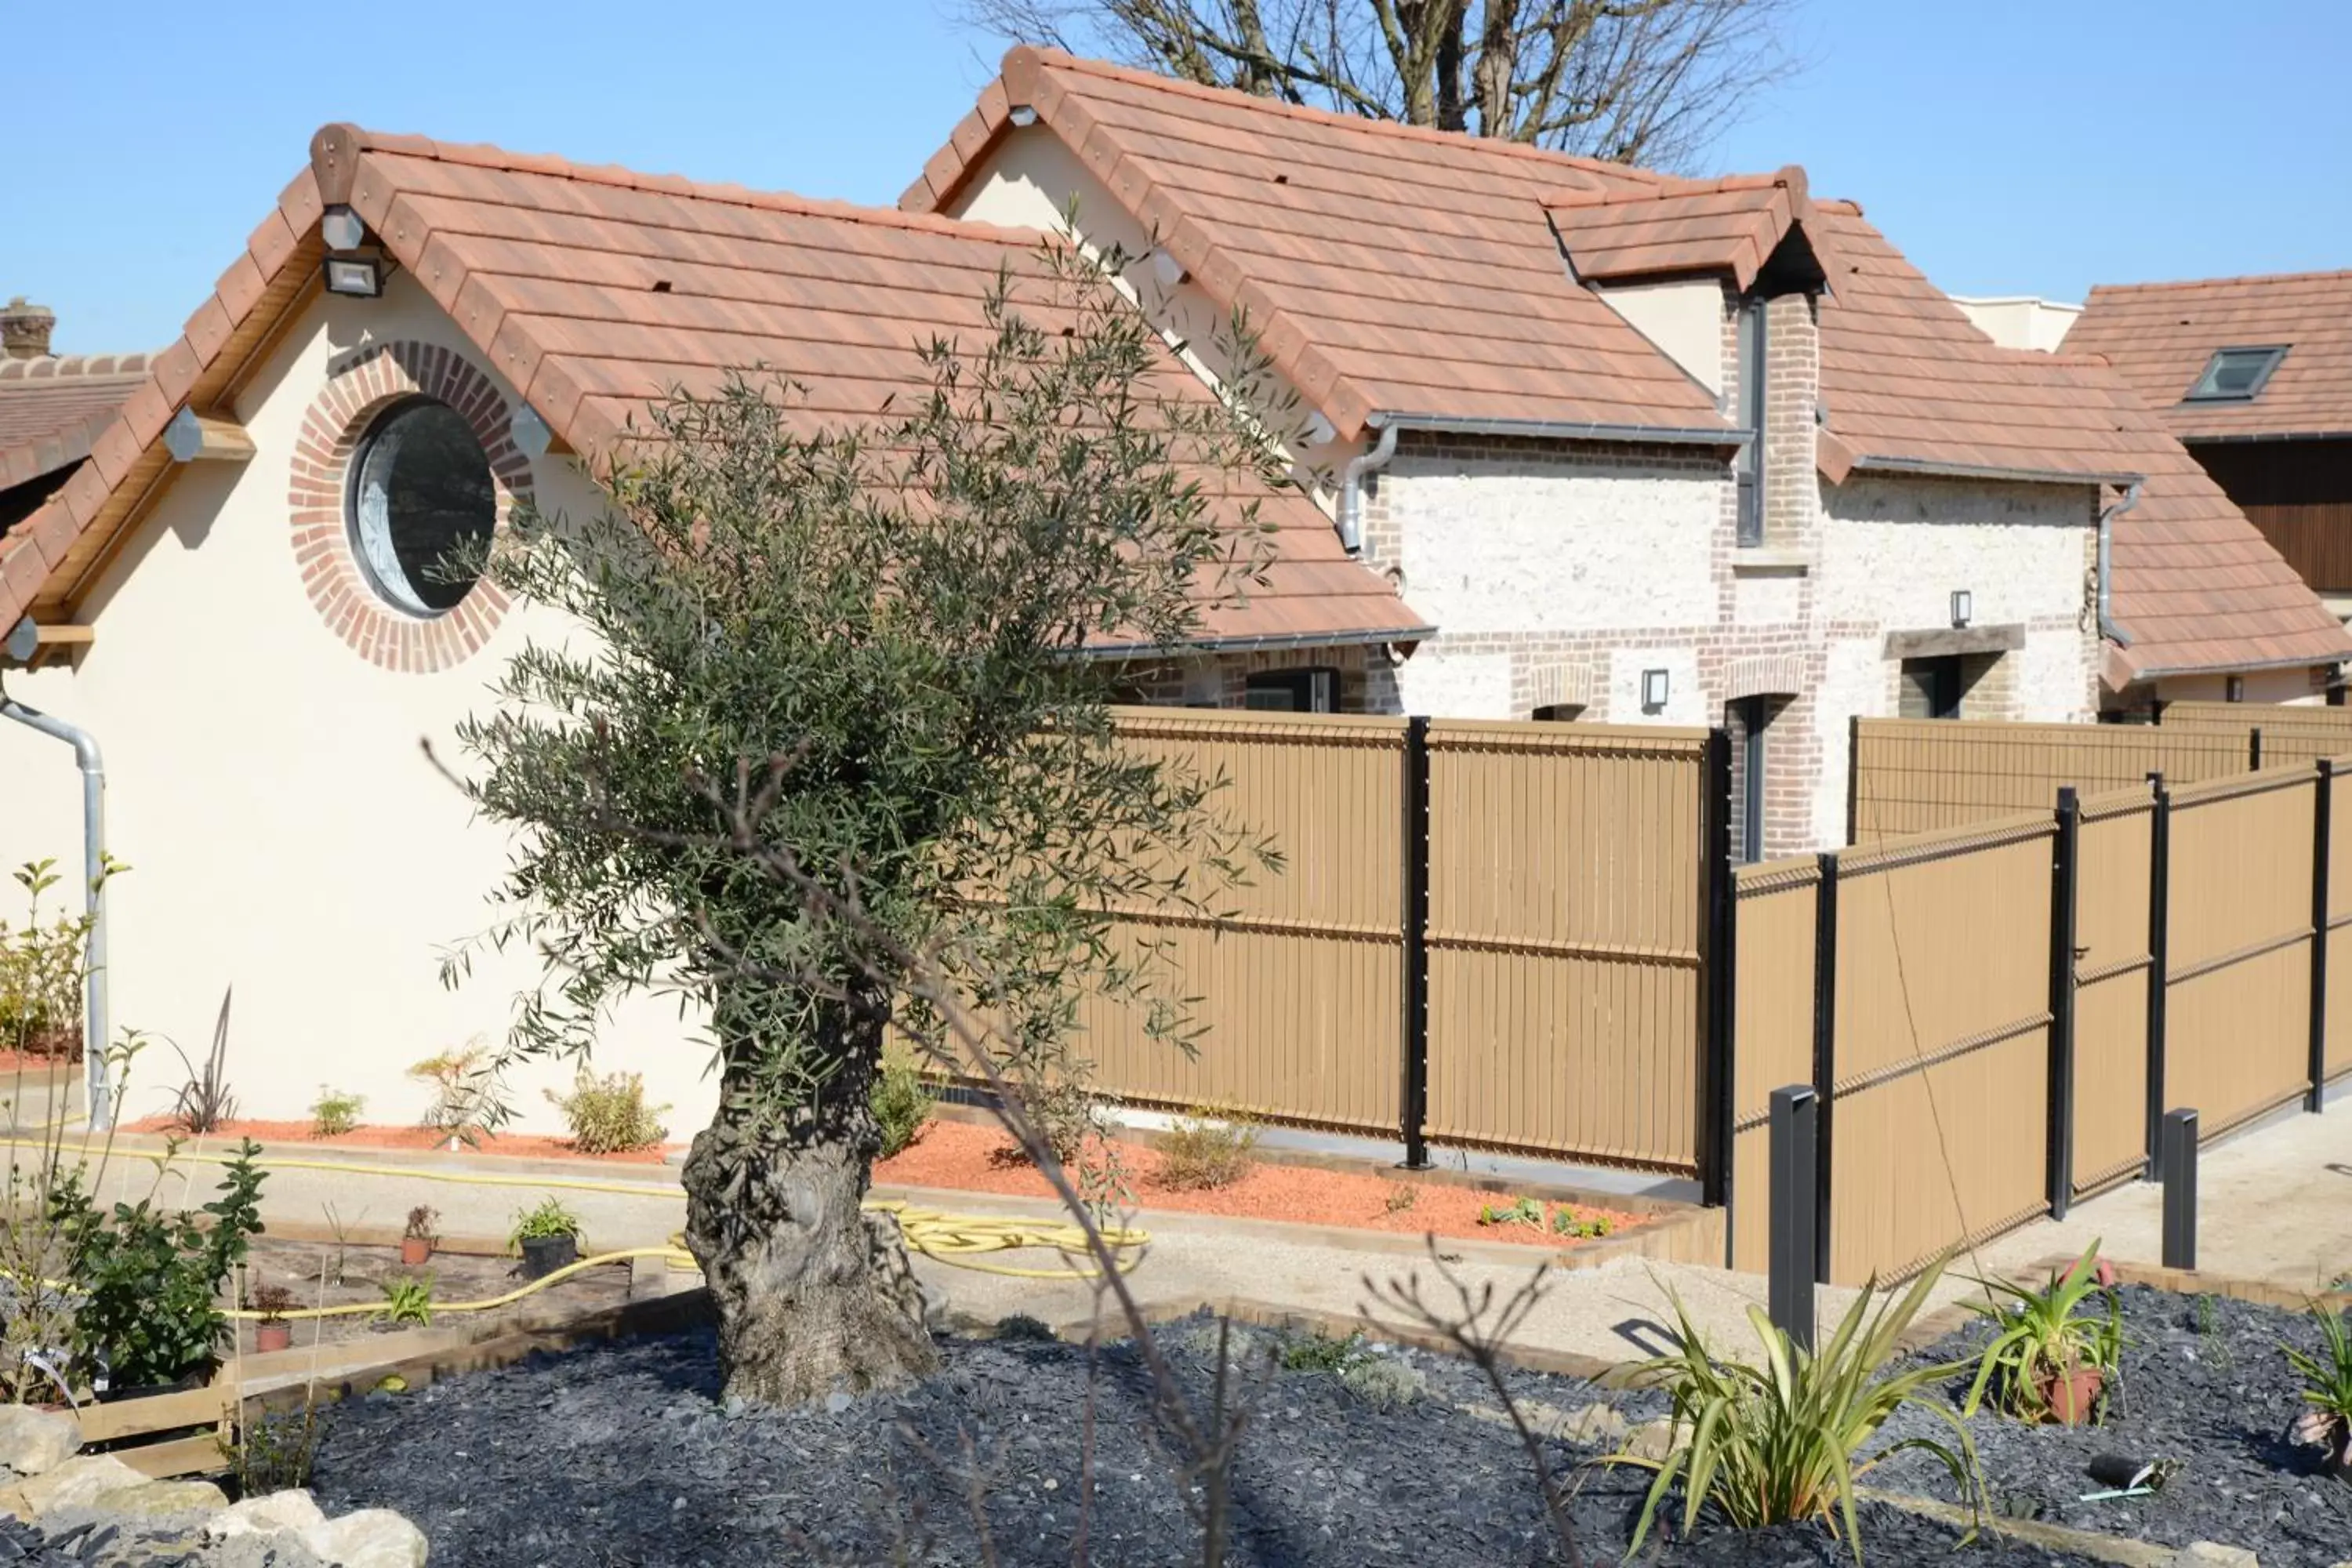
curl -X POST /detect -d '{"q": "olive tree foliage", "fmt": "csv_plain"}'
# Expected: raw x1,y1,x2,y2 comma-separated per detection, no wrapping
955,0,1805,169
441,241,1285,1402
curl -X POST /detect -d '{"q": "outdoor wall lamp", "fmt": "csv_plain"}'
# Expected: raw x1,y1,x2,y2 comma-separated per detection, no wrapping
321,205,368,252
321,256,384,298
1951,589,1973,628
1641,668,1670,711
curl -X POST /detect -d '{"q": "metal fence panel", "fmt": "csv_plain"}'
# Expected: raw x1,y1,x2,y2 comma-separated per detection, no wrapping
1849,720,2249,841
1422,721,1708,1171
2333,768,2352,1082
1729,857,1819,1272
2073,785,2154,1193
2164,768,2317,1137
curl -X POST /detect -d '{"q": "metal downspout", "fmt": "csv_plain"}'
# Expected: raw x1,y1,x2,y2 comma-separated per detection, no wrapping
2098,478,2145,648
1334,424,1399,554
0,695,111,1130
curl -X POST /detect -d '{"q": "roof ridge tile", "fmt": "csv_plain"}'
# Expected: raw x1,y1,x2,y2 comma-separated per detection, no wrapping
0,352,157,382
2088,267,2352,298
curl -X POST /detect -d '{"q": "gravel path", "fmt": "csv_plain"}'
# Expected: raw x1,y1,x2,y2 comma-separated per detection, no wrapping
309,1316,2122,1566
1871,1286,2352,1567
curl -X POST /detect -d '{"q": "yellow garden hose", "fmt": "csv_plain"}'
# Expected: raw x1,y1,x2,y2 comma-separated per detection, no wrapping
0,1133,1147,1313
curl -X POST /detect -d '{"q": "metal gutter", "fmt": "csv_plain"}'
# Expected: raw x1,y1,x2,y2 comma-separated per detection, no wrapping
2096,478,2144,648
2177,429,2352,445
1849,454,2143,488
1334,424,1399,554
2123,648,2352,682
1365,411,1750,448
1077,622,1439,659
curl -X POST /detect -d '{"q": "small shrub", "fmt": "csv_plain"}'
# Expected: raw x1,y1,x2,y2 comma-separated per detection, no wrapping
1383,1181,1420,1214
248,1283,299,1324
1551,1205,1613,1240
1279,1330,1368,1374
870,1050,935,1160
1962,1243,2123,1422
507,1196,583,1254
2284,1306,2352,1479
310,1087,365,1138
402,1205,439,1244
0,859,101,1061
1156,1109,1260,1191
409,1044,502,1147
994,1313,1056,1342
1617,1258,1982,1560
545,1068,668,1154
67,1138,268,1391
220,1400,322,1496
1015,1080,1105,1168
1478,1196,1543,1229
162,987,238,1135
377,1274,434,1327
1338,1355,1425,1410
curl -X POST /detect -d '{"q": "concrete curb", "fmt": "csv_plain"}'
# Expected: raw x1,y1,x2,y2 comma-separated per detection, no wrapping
1858,1489,2177,1568
2033,1252,2351,1315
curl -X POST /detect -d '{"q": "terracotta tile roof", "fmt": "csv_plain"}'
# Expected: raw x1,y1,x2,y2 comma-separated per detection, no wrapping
0,354,156,494
1543,169,1810,292
2064,270,2352,440
902,46,1733,441
0,129,1427,652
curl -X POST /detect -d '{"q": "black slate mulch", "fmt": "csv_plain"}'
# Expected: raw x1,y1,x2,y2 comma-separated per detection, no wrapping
309,1316,2122,1567
1871,1284,2352,1568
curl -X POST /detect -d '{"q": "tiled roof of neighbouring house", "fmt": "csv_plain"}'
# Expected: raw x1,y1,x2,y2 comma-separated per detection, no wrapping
2065,270,2352,440
0,127,1429,652
0,354,155,494
904,47,2352,680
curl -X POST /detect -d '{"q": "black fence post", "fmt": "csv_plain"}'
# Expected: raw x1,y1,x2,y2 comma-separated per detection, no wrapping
2313,759,2335,1114
2161,1108,2198,1271
2048,787,2081,1218
1701,728,1737,1211
2144,772,2171,1181
1769,1084,1818,1352
1845,713,1860,848
1399,716,1432,1170
2250,727,2264,772
1810,851,1839,1285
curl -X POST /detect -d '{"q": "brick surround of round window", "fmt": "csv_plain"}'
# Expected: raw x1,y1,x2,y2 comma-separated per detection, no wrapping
290,342,531,671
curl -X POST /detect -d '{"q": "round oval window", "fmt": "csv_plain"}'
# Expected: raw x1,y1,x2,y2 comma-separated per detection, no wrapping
347,398,495,615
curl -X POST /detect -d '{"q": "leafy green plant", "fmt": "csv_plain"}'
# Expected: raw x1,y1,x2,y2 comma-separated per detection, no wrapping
0,859,108,1060
870,1048,935,1161
507,1196,583,1254
1478,1196,1544,1228
64,1138,268,1390
1616,1259,1982,1560
1279,1330,1369,1374
1156,1109,1260,1191
310,1087,365,1138
1338,1355,1425,1410
408,1044,502,1148
545,1068,668,1154
220,1399,323,1495
1551,1205,1613,1240
1961,1243,2123,1422
2283,1306,2352,1479
1019,1079,1106,1168
377,1275,434,1327
247,1283,299,1325
162,987,238,1134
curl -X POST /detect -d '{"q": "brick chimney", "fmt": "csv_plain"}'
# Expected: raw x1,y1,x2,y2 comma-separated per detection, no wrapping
2,298,56,360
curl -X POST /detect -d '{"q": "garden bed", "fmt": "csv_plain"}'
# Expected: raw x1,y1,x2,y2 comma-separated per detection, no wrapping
307,1316,2121,1566
875,1118,1646,1250
122,1116,682,1164
1871,1284,2352,1567
231,1236,633,1354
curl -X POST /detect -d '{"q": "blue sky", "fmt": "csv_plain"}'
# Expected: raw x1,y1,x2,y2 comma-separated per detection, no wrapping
8,0,2346,354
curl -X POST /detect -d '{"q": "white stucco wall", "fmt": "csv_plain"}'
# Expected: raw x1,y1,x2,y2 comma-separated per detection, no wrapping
0,275,719,1138
1950,296,2082,354
1592,280,1728,397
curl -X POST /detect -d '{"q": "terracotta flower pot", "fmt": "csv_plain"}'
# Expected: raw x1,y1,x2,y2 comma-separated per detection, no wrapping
255,1321,292,1354
2038,1366,2105,1426
400,1236,434,1267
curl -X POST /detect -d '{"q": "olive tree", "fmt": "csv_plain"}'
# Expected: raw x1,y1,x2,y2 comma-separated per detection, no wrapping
446,244,1283,1405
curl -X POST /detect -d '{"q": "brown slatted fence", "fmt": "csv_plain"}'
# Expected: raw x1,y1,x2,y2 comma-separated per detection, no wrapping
1421,720,1709,1171
1849,719,2250,841
2071,782,2155,1198
2332,765,2352,1085
1727,856,1819,1272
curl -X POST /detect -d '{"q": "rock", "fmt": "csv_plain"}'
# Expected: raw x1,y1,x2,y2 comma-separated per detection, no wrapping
0,1406,79,1477
211,1486,328,1538
1624,1418,1686,1462
2173,1546,2259,1568
301,1507,430,1568
212,1530,330,1568
1552,1402,1628,1446
5,1451,143,1515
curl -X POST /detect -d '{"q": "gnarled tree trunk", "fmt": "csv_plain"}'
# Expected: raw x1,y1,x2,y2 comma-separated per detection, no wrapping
680,993,936,1406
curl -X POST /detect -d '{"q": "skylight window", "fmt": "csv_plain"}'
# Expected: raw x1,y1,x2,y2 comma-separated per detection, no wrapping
2184,345,2288,402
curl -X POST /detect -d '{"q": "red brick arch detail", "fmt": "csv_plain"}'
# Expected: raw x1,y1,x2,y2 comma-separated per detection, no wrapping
289,341,532,672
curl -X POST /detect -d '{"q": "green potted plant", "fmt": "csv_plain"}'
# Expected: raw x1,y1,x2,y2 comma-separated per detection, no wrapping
400,1205,439,1268
1962,1243,2123,1426
508,1197,583,1279
249,1283,298,1354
